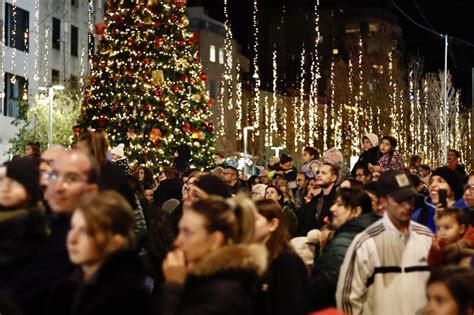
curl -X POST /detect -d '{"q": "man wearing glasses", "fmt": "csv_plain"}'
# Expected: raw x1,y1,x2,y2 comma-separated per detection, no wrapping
223,166,242,195
7,150,100,315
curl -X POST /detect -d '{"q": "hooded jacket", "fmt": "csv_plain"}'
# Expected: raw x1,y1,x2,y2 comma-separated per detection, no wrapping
351,147,379,177
309,213,380,311
157,244,267,315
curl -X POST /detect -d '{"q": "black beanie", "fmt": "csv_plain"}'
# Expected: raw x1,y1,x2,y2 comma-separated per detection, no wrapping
279,153,292,164
432,166,463,200
195,175,232,198
4,157,41,205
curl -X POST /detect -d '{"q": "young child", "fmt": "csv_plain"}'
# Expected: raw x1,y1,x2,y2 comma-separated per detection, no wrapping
428,208,468,267
0,158,47,286
109,143,132,175
300,146,323,179
368,135,404,172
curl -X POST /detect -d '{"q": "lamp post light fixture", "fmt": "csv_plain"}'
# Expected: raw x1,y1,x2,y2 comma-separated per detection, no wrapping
39,85,64,147
243,126,255,176
270,145,284,158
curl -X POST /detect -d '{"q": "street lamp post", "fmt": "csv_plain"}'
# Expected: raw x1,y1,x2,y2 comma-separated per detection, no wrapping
270,146,284,158
39,85,64,147
243,126,255,177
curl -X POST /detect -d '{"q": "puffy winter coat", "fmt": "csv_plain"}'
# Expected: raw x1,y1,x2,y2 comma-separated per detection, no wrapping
308,213,380,311
156,244,267,315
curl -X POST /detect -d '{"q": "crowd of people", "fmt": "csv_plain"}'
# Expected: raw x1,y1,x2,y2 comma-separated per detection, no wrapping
1,130,474,315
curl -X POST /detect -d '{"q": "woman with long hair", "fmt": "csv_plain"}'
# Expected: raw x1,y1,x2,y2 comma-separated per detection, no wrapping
254,199,308,315
76,129,135,207
265,185,298,236
48,191,150,315
308,188,379,311
134,166,155,189
157,195,267,314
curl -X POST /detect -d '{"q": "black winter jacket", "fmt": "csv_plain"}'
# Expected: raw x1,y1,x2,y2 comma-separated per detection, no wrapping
257,250,308,315
351,146,379,176
308,213,380,310
156,244,267,315
47,251,150,315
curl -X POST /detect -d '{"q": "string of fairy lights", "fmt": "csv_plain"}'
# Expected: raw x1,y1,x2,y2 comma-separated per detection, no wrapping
0,0,470,167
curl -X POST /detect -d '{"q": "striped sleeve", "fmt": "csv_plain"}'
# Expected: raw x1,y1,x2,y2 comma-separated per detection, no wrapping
336,223,383,314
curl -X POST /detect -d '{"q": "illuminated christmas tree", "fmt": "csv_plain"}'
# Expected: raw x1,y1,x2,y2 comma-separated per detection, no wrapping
77,0,215,170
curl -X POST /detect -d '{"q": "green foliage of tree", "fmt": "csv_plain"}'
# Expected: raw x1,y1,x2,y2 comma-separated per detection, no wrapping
77,0,215,171
9,91,81,155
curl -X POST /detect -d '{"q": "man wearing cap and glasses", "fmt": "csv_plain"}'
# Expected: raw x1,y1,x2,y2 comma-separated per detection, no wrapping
336,170,433,315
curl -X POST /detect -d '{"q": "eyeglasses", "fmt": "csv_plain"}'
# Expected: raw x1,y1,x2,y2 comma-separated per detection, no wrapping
45,171,87,187
464,184,474,191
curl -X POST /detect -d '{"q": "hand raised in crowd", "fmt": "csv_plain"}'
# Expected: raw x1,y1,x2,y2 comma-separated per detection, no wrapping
162,249,187,284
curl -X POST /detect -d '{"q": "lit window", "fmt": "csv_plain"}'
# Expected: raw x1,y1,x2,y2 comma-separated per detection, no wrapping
219,48,224,65
369,23,379,32
209,45,216,62
332,48,339,55
345,24,360,34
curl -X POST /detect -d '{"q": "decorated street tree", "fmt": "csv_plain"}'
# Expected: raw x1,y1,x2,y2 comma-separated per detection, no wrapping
77,0,215,170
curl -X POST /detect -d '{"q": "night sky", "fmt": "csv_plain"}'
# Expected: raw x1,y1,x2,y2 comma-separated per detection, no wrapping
189,0,474,105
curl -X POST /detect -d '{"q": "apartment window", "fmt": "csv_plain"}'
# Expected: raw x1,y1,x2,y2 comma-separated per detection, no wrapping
3,73,28,118
4,3,29,52
71,25,78,56
219,48,224,65
52,69,60,85
209,44,216,63
209,80,217,99
52,17,60,50
368,22,380,32
345,23,360,34
71,0,78,7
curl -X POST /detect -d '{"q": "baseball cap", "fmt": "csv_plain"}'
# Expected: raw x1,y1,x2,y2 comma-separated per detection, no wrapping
377,169,417,202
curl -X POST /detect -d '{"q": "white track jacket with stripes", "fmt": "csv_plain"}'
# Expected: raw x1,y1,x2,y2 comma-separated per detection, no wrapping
336,213,433,315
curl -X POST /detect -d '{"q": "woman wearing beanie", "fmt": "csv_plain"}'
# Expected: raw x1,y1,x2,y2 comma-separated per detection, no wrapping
351,133,379,177
412,166,468,232
0,158,48,287
368,135,404,173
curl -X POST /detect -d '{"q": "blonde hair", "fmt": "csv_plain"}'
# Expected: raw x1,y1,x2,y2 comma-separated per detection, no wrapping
191,194,255,245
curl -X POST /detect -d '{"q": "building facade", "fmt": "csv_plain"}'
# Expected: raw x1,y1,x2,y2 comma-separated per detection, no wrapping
0,0,105,161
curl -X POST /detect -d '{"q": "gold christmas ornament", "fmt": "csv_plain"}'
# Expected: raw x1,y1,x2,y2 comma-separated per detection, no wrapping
152,70,164,85
191,94,201,102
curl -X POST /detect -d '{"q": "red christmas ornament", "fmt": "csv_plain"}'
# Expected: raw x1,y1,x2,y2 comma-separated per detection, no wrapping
114,15,124,24
111,104,118,111
127,38,133,46
143,58,149,65
178,41,185,47
155,21,162,28
143,104,151,111
144,149,149,155
175,0,187,7
190,78,196,85
173,86,180,93
200,72,207,81
154,38,163,49
182,123,191,133
98,117,107,127
179,74,186,82
150,128,162,144
207,99,213,107
205,124,214,132
95,23,106,36
154,87,163,96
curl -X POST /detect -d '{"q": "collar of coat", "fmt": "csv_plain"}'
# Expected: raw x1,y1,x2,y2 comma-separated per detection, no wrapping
188,244,268,277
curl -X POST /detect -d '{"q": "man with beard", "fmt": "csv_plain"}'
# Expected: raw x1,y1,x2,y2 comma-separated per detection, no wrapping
297,163,338,236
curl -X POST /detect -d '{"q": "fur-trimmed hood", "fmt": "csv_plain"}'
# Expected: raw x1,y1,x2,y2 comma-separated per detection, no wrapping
188,244,268,277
